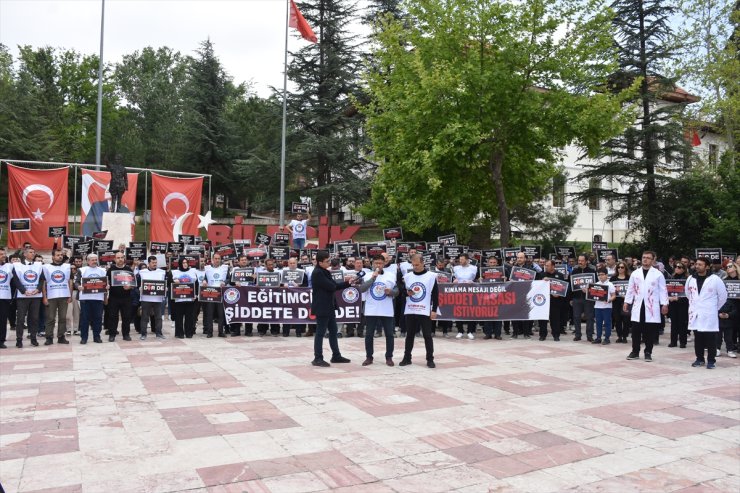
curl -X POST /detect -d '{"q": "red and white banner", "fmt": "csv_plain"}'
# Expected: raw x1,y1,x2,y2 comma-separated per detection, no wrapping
7,165,69,249
81,169,138,237
150,173,203,242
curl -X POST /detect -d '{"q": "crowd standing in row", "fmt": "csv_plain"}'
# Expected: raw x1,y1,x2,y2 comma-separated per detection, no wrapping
0,237,737,369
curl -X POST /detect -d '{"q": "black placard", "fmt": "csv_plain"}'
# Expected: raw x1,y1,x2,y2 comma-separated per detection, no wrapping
334,243,358,259
666,278,686,298
510,266,536,282
571,272,596,290
93,239,113,253
129,242,146,249
63,235,87,249
502,248,520,263
426,242,444,255
99,251,117,265
383,227,403,241
185,244,205,256
482,249,502,261
586,283,608,302
554,246,577,259
255,232,271,246
178,234,195,245
48,226,66,238
171,282,196,300
437,234,457,245
695,248,722,263
421,253,436,266
592,242,608,252
725,280,740,300
256,272,281,287
274,232,290,245
520,245,541,259
330,270,345,282
480,266,506,283
167,242,184,255
215,243,238,262
231,267,255,284
91,231,108,240
198,285,222,303
73,240,93,258
431,268,453,283
612,279,629,297
245,247,268,261
141,279,166,297
281,269,305,286
443,245,464,261
596,248,619,263
81,276,107,294
9,218,31,232
269,246,290,261
110,270,135,287
149,242,168,254
546,277,569,297
291,202,309,214
364,244,387,258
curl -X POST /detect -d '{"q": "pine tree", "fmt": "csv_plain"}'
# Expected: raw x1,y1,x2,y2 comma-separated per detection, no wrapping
574,0,689,250
285,0,370,222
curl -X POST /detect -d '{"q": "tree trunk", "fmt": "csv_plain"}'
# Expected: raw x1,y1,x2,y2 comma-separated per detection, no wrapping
488,148,511,246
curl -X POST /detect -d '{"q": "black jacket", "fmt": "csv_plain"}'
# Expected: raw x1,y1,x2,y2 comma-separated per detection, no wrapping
310,266,350,317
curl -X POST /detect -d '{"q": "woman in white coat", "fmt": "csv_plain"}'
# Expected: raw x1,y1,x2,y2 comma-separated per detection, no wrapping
624,251,669,362
687,257,728,369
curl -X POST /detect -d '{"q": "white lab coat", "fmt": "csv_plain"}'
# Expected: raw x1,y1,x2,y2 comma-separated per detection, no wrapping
624,266,668,324
686,274,728,332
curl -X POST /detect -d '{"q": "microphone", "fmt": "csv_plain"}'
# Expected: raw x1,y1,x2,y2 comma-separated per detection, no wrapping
354,270,366,284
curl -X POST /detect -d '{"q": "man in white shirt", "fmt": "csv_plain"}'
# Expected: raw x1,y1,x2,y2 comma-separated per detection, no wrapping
137,256,166,340
75,253,108,344
42,249,72,345
453,253,478,339
287,211,311,249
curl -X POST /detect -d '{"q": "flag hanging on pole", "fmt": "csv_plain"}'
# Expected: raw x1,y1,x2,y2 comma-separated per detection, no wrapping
289,0,317,43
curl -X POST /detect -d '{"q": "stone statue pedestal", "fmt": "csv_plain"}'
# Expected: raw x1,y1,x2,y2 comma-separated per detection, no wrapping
101,212,133,248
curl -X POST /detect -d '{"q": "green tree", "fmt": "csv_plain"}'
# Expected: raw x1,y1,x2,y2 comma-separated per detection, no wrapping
574,0,689,252
286,0,370,221
360,0,628,245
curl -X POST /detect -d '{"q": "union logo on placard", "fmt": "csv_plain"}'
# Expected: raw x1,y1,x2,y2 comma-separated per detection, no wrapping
370,282,387,301
533,294,547,306
223,287,240,304
408,282,426,302
51,270,66,283
342,287,359,303
23,270,38,283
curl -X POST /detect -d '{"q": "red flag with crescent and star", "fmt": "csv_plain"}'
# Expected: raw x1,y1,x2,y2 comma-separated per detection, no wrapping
150,173,203,242
7,164,69,249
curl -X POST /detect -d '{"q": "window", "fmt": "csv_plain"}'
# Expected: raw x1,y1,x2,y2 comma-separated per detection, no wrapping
588,179,601,210
552,174,566,208
708,144,718,166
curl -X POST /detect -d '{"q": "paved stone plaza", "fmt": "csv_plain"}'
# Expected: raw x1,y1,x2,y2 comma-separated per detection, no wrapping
1,328,739,493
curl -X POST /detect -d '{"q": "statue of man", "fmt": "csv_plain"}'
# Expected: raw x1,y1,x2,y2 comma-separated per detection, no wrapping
106,154,128,213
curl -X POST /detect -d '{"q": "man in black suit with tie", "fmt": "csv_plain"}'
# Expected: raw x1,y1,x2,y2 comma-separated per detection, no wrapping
310,251,356,367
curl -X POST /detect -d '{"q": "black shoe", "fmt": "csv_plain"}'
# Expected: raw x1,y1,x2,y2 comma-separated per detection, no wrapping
667,343,677,348
206,333,213,338
330,356,351,363
644,353,652,362
524,335,531,339
427,361,436,368
246,333,253,337
337,333,343,338
592,338,601,344
16,339,22,348
296,333,302,337
80,339,87,345
176,335,185,339
539,337,546,341
0,343,6,349
627,352,640,360
573,336,582,341
30,338,39,347
218,332,227,338
587,336,594,342
93,337,103,343
680,344,686,348
554,338,560,341
399,359,412,366
494,335,502,340
512,334,519,339
282,333,289,337
311,359,330,367
108,335,115,342
44,338,53,346
123,335,132,341
484,335,493,339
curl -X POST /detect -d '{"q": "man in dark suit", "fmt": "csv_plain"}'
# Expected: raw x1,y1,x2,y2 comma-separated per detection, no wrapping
310,251,356,367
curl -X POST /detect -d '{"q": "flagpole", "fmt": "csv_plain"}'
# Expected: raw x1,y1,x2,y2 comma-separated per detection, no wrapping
279,0,290,229
95,0,105,171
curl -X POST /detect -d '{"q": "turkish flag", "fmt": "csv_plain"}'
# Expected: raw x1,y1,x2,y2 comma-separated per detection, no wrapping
289,0,317,43
80,169,139,237
7,164,69,249
150,173,203,242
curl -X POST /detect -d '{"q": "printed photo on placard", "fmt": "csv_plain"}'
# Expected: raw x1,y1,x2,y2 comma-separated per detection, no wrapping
502,248,520,263
198,285,223,303
256,272,281,287
571,272,596,290
666,278,687,298
480,266,506,283
612,279,629,297
91,231,108,240
255,232,271,246
81,276,107,294
231,267,255,284
149,242,168,254
364,244,387,257
171,282,195,300
215,243,238,262
244,247,268,261
141,279,166,297
592,242,608,252
99,250,117,264
554,265,568,278
546,277,569,297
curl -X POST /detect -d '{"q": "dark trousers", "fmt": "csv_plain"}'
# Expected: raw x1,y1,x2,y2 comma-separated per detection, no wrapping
16,298,41,341
613,300,630,339
483,320,502,337
403,314,434,362
669,307,688,346
572,298,595,338
283,324,305,336
79,300,104,341
541,301,563,340
230,322,254,335
512,321,533,336
631,304,659,355
257,323,280,335
203,302,225,335
365,316,394,359
106,296,132,337
173,301,195,337
0,299,9,343
314,315,341,361
456,321,476,334
433,320,452,334
694,331,717,363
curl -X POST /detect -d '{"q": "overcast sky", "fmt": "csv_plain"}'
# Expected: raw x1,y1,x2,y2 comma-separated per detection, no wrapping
0,0,370,97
